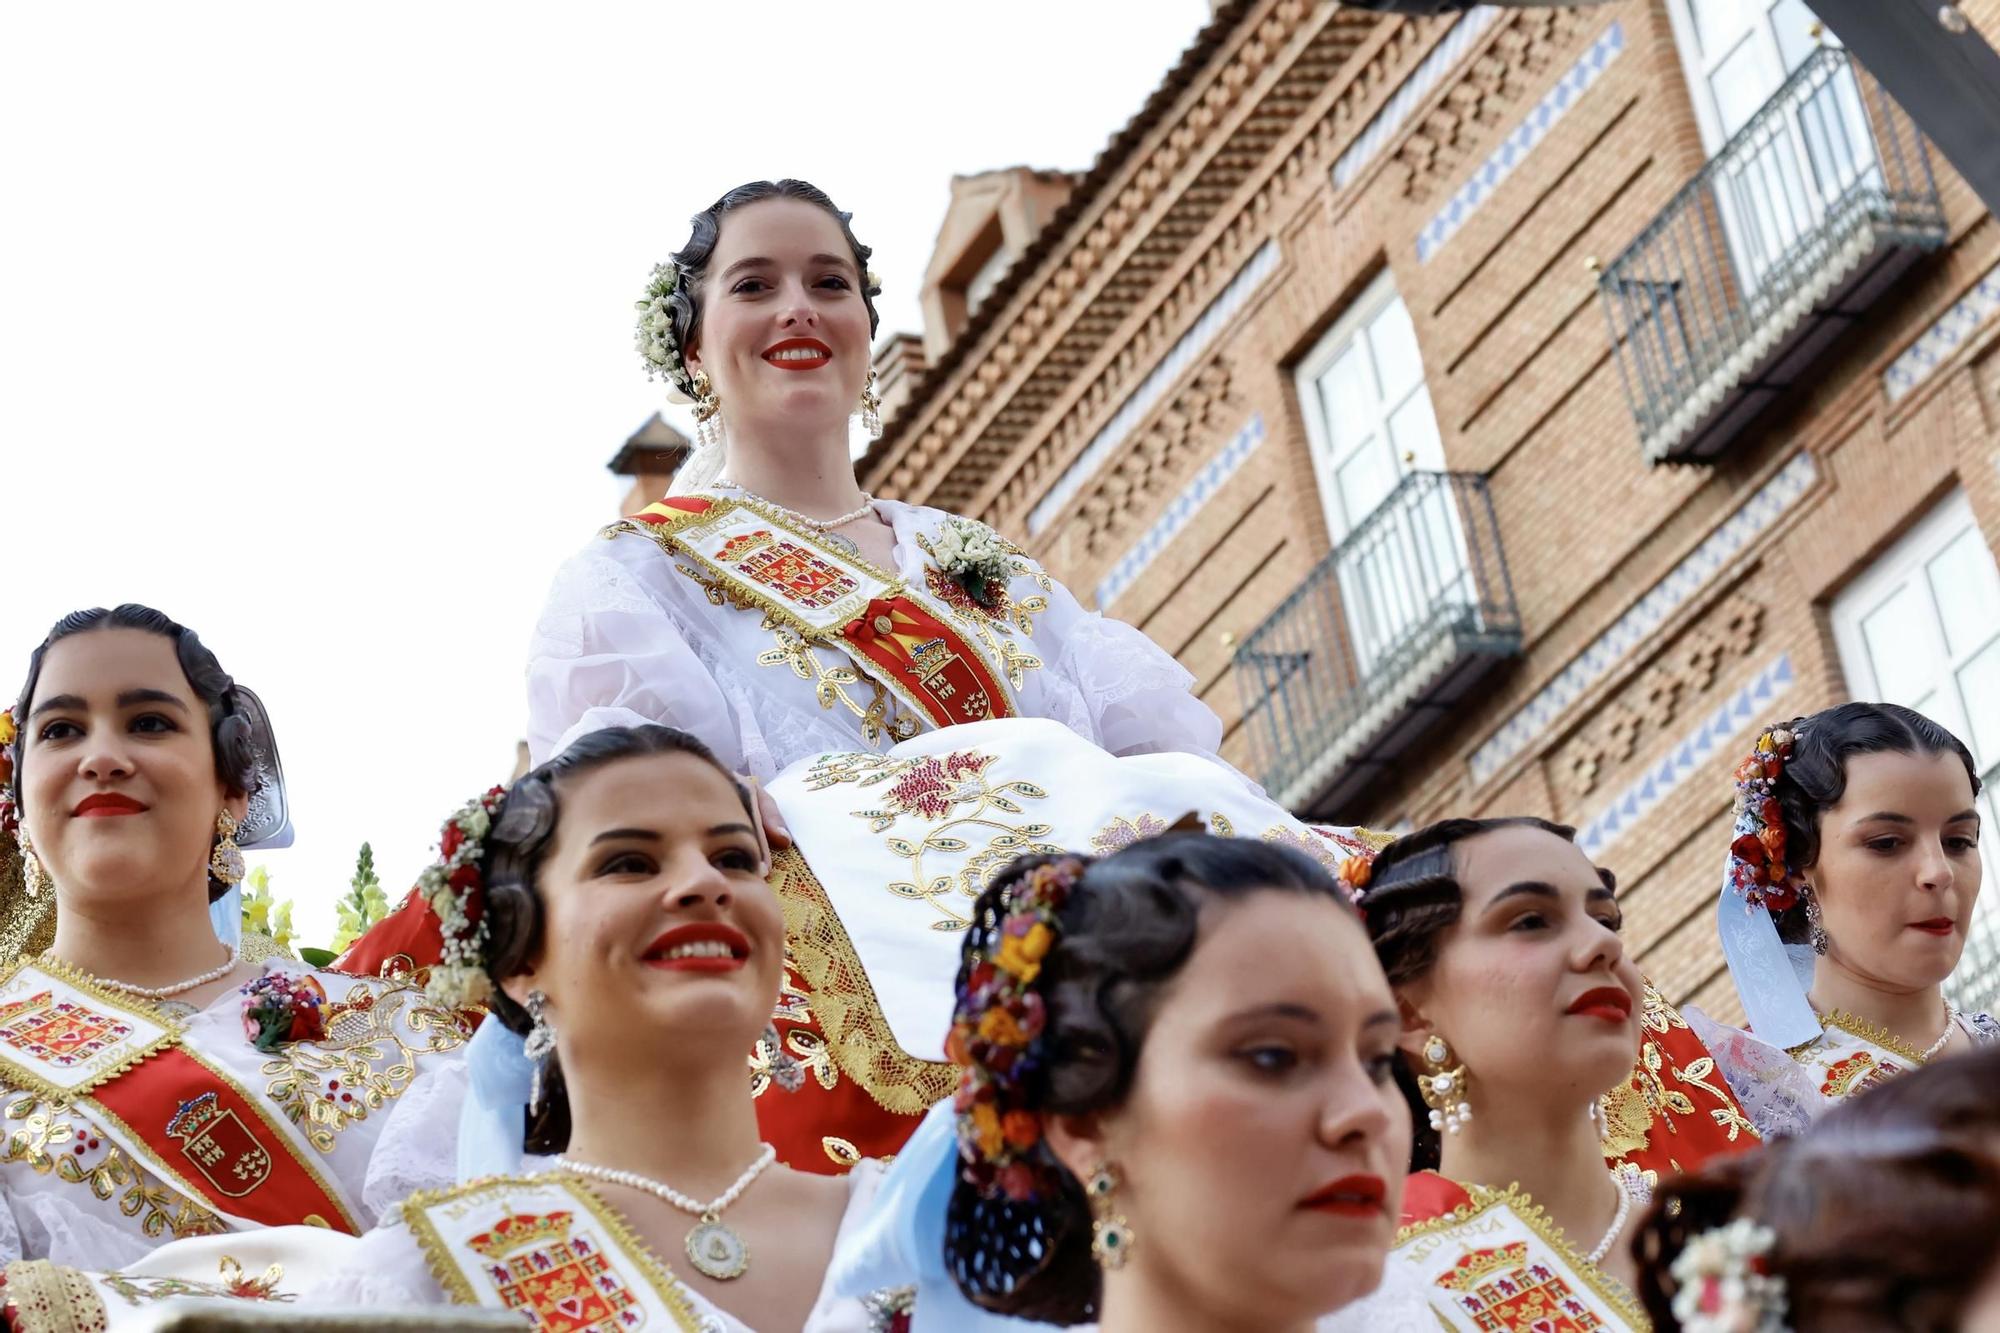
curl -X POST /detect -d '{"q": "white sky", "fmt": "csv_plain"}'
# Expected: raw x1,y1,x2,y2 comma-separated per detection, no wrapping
1,1,1210,945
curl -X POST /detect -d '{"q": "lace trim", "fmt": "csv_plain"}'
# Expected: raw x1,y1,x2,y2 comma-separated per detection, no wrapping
0,1259,108,1333
1805,1008,1947,1065
768,848,957,1115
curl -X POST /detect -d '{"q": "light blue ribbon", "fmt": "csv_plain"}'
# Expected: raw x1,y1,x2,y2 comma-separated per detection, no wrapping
457,1018,535,1182
1715,854,1821,1048
829,1100,1065,1333
208,883,243,951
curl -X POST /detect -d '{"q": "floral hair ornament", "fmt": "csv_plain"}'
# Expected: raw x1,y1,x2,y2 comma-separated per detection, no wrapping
0,707,17,842
1727,723,1798,913
1669,1217,1790,1333
946,854,1087,1204
422,786,508,1009
635,260,696,402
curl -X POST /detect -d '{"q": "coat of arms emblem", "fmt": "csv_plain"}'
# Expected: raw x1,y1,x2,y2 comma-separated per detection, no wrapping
469,1209,642,1332
165,1091,272,1198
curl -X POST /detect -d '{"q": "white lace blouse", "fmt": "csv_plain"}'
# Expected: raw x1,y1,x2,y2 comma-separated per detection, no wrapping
0,960,469,1270
524,494,1225,775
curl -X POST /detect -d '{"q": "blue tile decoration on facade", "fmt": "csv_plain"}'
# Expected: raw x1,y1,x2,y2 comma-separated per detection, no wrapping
1576,654,1796,860
1469,451,1818,786
1030,241,1280,536
1095,415,1267,609
1415,20,1625,264
1333,7,1501,190
1883,259,2000,403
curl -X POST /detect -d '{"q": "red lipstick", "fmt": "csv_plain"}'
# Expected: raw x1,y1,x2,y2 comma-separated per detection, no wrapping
1909,918,1956,936
762,337,833,370
1300,1175,1387,1217
642,922,751,973
72,793,148,818
1566,986,1634,1023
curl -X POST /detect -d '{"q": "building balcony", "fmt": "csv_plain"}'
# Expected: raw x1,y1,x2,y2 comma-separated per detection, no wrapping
1234,471,1522,819
1599,45,1946,465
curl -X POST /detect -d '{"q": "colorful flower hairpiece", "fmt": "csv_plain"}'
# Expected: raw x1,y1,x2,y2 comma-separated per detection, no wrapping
422,786,507,1009
946,855,1086,1205
1669,1217,1789,1332
0,708,17,841
1728,724,1798,913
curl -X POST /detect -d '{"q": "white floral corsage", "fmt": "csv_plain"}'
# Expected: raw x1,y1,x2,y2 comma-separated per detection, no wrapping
930,516,1014,608
1670,1218,1789,1332
634,261,695,401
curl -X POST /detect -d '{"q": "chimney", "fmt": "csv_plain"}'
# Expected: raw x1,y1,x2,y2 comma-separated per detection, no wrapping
606,413,692,514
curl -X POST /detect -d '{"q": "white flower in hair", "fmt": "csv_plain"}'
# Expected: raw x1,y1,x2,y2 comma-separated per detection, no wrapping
1670,1218,1788,1333
634,260,693,396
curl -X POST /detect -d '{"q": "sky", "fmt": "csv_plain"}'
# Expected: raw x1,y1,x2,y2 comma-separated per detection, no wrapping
0,1,1212,946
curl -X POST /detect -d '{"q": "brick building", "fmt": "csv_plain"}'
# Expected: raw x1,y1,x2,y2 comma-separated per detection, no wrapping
856,0,2000,1017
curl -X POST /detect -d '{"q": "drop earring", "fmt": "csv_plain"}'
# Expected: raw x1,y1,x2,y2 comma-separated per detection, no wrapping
1086,1163,1133,1269
859,369,882,440
209,809,246,886
1803,886,1828,955
692,370,723,449
1418,1034,1472,1135
524,989,557,1111
17,827,52,898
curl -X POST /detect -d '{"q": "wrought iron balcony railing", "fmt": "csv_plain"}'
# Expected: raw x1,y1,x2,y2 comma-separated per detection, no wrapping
1599,45,1945,464
1234,471,1521,817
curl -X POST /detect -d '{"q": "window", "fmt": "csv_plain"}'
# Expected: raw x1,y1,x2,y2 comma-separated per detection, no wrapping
1832,490,2000,1012
1293,273,1464,675
1665,0,1879,291
963,243,1012,317
1293,272,1445,545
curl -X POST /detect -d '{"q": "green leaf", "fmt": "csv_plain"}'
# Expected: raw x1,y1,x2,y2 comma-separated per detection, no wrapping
298,948,338,968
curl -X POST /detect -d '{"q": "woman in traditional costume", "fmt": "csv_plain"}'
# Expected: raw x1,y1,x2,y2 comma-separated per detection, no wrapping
428,176,1396,1174
1692,703,1996,1139
1359,817,1703,1332
832,833,1436,1332
1632,1045,2000,1332
309,724,901,1332
0,605,470,1269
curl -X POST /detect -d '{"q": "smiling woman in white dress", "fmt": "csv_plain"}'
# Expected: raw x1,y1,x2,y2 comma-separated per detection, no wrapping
0,605,468,1271
307,725,896,1332
487,179,1388,1175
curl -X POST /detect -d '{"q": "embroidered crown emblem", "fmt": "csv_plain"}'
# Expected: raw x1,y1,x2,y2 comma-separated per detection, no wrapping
1438,1241,1531,1290
165,1092,225,1142
467,1210,576,1261
910,638,958,677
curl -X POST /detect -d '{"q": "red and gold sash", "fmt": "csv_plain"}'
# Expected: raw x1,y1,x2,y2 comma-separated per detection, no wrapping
0,959,360,1234
607,495,1019,731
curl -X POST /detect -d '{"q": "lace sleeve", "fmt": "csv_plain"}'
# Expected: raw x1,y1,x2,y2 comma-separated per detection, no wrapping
1038,572,1224,761
525,538,747,771
360,1048,470,1222
1683,1006,1824,1141
297,1211,446,1308
1316,1261,1443,1331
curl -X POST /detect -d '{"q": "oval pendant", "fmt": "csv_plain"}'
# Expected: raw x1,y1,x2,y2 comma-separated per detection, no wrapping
823,531,861,559
685,1218,749,1281
152,999,200,1023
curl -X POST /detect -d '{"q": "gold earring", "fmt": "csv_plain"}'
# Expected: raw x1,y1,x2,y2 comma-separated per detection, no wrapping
859,369,882,439
209,809,246,887
691,370,723,449
1419,1034,1472,1136
1086,1163,1133,1270
16,827,52,899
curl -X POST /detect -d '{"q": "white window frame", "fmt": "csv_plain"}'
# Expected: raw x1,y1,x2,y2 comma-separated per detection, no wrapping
1832,488,2000,1009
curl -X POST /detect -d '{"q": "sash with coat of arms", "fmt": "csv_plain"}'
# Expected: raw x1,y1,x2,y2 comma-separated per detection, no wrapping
1392,1174,1648,1332
0,957,361,1234
605,495,1020,735
398,1174,709,1333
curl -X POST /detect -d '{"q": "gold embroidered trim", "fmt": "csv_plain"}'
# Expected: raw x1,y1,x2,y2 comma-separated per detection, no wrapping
1394,1177,1650,1329
399,1174,706,1333
0,1259,108,1333
3,1095,224,1242
769,847,957,1115
261,974,471,1153
1804,1009,1944,1066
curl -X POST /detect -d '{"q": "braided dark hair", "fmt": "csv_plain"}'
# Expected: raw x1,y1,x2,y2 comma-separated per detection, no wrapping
943,831,1356,1325
10,604,260,903
668,180,882,367
478,724,753,1154
1765,702,1981,948
1358,816,1597,1170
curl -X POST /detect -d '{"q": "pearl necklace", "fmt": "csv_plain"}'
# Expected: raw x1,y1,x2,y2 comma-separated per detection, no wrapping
1583,1167,1636,1266
1920,1003,1962,1061
556,1144,776,1282
715,481,876,554
50,947,240,1000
